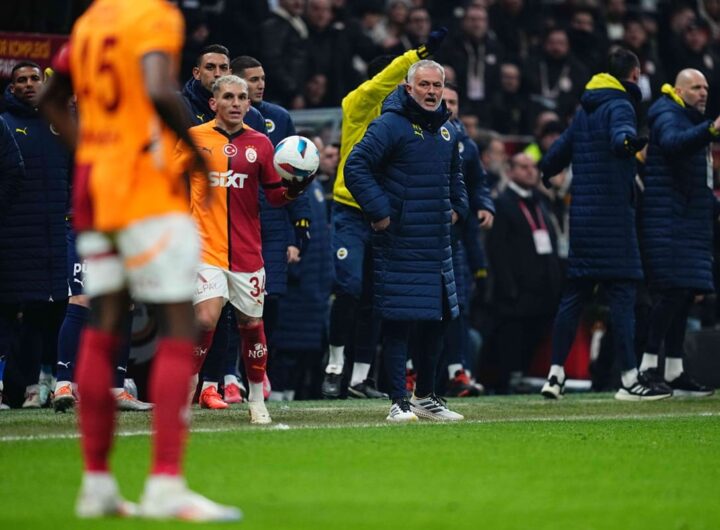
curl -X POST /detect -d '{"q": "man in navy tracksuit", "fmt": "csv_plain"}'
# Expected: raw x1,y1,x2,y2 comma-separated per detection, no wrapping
346,60,468,422
539,48,671,401
1,62,69,408
638,69,718,397
440,83,494,396
181,44,268,133
0,115,24,409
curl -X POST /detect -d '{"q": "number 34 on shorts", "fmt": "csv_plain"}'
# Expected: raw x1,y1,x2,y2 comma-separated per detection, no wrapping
193,265,266,318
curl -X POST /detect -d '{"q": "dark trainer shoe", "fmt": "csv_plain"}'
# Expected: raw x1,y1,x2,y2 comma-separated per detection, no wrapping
446,370,481,397
348,378,388,399
321,372,342,399
638,368,672,394
667,373,714,397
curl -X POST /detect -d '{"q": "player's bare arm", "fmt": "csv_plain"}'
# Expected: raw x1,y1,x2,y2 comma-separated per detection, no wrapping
143,51,208,175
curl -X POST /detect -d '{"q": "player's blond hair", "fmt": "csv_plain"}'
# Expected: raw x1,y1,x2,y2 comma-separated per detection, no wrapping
211,74,248,96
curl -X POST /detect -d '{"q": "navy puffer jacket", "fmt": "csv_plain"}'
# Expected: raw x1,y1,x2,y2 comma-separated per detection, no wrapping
254,101,311,295
345,86,469,320
0,89,70,303
540,73,643,280
273,181,333,350
641,86,717,292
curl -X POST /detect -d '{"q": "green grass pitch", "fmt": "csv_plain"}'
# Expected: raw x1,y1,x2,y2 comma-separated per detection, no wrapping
1,394,719,530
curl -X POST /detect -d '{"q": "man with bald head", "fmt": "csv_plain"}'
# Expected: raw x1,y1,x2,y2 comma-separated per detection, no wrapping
638,68,718,397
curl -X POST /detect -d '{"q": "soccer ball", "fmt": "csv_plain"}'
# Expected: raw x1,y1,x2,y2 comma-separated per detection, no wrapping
273,135,320,182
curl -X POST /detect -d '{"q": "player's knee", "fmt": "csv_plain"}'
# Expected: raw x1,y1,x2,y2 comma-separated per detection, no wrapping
237,313,262,329
195,307,219,332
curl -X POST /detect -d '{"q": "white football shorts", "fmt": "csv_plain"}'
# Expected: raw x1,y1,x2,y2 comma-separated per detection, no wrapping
76,213,200,303
193,264,265,318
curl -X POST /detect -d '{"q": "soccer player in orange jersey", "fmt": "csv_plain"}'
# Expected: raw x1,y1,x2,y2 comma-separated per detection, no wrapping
175,75,312,424
39,0,240,522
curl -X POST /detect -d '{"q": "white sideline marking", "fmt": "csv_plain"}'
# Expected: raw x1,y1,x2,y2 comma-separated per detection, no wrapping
1,410,718,443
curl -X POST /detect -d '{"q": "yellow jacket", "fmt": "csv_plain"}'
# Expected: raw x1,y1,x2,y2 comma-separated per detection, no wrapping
333,49,421,209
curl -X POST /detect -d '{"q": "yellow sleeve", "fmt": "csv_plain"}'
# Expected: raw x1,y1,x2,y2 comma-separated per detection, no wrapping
342,49,420,120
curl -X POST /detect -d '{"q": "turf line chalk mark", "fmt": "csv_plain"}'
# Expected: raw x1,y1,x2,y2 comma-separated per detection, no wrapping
1,410,719,443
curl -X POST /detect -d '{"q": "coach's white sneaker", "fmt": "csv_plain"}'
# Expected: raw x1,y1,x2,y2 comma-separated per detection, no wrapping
248,400,272,424
139,475,241,522
386,398,418,423
75,472,137,518
410,393,464,421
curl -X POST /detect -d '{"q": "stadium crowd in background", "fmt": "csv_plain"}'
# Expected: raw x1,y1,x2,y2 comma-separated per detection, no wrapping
0,0,719,417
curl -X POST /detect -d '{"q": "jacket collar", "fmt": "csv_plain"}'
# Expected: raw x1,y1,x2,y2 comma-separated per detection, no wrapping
661,83,686,108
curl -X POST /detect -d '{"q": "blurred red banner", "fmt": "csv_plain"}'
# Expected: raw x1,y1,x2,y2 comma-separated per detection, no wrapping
0,32,68,79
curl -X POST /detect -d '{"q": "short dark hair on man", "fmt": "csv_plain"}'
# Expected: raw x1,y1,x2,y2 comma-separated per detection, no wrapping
444,81,459,93
230,55,262,76
11,61,41,81
367,55,397,79
196,44,230,66
607,48,640,80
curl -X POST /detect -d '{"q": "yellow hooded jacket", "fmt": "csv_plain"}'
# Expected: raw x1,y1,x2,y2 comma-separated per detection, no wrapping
333,49,421,209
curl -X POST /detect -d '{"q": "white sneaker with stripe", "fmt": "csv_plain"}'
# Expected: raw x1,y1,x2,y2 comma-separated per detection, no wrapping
615,382,672,401
410,394,464,421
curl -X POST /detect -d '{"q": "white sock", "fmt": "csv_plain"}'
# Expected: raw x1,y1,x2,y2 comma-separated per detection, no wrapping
327,345,344,369
665,357,684,382
639,353,658,372
248,382,264,402
447,363,464,379
621,368,638,388
201,381,218,392
548,364,565,382
350,362,371,386
224,374,239,387
283,389,295,401
406,359,414,370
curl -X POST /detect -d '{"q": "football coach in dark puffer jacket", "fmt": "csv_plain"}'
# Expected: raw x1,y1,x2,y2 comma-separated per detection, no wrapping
345,59,468,423
538,48,672,402
637,69,718,398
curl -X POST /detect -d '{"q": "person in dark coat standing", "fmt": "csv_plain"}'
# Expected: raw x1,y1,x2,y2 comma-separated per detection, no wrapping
539,48,671,402
345,60,469,422
1,61,70,408
259,0,309,109
272,178,333,399
0,115,24,410
486,153,562,394
440,83,493,397
180,44,267,133
638,69,718,397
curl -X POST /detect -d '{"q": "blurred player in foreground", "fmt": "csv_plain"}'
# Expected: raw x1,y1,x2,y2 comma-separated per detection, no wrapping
40,0,240,521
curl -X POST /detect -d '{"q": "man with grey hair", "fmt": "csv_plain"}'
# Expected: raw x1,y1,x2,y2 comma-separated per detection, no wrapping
175,75,313,424
345,60,469,422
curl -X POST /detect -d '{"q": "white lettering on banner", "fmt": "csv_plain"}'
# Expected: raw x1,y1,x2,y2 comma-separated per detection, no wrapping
208,170,249,188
